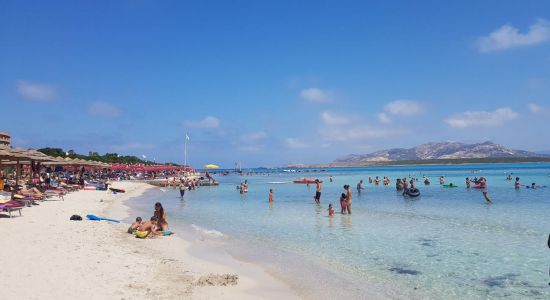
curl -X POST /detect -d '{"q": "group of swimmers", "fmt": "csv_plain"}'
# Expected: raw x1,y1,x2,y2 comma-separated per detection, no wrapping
238,180,249,194
128,202,171,238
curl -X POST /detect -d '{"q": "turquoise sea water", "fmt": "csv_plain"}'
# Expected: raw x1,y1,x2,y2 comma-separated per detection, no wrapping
127,163,550,299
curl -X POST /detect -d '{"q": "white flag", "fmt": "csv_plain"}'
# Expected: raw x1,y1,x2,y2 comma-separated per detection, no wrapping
186,133,190,141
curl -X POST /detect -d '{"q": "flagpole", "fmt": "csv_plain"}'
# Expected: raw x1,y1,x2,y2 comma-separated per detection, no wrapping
184,132,187,168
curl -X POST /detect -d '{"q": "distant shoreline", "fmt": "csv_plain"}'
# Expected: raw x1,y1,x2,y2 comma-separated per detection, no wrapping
285,157,550,169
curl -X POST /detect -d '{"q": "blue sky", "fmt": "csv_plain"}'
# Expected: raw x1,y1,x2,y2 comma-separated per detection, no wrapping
1,0,550,167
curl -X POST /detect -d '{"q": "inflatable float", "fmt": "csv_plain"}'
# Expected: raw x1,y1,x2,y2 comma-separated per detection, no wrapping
403,188,420,197
293,178,322,184
443,184,458,188
109,187,126,193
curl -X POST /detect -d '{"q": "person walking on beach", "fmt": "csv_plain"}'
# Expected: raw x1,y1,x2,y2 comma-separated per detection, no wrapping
344,185,352,214
313,179,322,204
268,189,273,203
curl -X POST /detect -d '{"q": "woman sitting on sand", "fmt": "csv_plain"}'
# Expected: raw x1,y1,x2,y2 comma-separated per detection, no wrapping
153,202,169,231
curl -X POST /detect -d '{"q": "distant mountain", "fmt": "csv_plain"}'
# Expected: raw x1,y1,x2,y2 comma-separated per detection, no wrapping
335,141,547,163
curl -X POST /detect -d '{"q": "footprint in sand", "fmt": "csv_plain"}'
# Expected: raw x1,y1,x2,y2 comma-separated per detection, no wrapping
195,274,239,286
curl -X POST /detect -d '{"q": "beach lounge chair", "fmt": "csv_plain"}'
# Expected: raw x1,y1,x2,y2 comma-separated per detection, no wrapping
44,190,65,201
0,200,24,218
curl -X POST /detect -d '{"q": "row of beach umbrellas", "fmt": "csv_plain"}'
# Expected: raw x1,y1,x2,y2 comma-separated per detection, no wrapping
0,145,111,167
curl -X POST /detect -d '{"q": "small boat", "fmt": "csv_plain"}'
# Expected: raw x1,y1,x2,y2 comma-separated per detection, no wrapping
403,188,420,197
293,178,322,184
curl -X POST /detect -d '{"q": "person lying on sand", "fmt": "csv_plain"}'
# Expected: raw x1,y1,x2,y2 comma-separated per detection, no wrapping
20,187,43,197
127,217,142,234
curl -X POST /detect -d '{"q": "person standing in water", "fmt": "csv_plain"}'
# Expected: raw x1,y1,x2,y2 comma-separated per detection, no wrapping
313,179,322,204
357,180,364,194
515,177,521,189
479,177,492,204
465,177,471,188
339,193,347,214
179,181,185,198
344,184,352,214
268,189,273,203
328,204,335,217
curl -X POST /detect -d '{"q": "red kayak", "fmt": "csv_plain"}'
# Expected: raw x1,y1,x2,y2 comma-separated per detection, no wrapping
293,178,322,184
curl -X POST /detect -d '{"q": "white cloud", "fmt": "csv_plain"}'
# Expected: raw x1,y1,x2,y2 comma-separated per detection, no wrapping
319,125,406,142
477,19,550,52
88,101,123,118
17,80,58,101
320,111,350,125
238,131,267,151
300,88,333,102
185,116,220,129
384,100,424,116
528,103,543,113
285,138,308,149
445,107,518,128
377,112,392,124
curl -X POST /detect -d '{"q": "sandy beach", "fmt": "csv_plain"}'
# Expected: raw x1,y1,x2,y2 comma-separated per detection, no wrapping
1,181,298,300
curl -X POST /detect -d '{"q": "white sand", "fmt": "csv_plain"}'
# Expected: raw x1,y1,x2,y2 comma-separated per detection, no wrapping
0,182,299,300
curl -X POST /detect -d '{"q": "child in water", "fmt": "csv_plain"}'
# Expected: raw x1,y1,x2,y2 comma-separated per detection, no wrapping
340,193,347,214
328,204,335,217
268,189,273,202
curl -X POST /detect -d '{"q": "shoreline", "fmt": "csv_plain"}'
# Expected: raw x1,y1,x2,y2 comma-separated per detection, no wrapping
123,185,393,300
0,181,299,300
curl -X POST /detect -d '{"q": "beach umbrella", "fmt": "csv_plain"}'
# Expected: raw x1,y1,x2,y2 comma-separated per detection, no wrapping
203,164,220,169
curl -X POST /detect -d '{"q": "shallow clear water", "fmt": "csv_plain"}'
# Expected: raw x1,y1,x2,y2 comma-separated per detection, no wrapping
128,163,550,299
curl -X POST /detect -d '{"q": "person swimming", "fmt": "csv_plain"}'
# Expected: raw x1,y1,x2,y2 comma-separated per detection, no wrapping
396,178,404,191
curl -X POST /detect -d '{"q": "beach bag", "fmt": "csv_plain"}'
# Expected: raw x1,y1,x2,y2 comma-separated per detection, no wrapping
70,215,82,221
